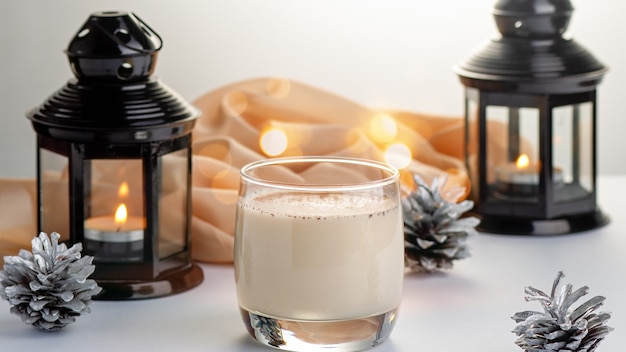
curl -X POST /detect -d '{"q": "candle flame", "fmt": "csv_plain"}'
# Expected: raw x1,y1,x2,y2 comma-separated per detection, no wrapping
118,182,129,198
260,128,288,156
114,203,128,226
516,154,530,169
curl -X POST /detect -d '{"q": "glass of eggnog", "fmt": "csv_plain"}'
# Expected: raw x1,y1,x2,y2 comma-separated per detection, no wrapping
235,156,404,352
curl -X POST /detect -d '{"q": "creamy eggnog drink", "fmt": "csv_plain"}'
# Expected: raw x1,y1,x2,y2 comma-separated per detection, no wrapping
235,157,403,352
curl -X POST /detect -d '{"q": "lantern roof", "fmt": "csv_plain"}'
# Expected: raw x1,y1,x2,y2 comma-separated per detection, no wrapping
27,11,197,143
455,0,606,93
66,11,162,81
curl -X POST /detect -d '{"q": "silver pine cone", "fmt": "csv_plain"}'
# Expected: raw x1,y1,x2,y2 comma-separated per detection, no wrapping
512,271,613,352
402,174,480,273
0,232,101,331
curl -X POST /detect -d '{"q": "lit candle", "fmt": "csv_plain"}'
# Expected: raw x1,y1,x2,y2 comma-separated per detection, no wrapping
84,183,145,262
494,154,563,197
84,203,144,241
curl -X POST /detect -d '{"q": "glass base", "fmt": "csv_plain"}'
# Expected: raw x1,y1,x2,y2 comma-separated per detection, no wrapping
240,308,398,352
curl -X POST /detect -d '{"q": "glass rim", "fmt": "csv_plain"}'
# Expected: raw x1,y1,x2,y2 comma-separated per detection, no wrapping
240,156,400,192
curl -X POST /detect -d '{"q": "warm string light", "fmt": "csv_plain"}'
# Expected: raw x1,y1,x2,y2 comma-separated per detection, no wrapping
384,143,412,170
259,128,289,156
369,113,398,144
368,114,469,201
368,114,412,170
255,110,468,201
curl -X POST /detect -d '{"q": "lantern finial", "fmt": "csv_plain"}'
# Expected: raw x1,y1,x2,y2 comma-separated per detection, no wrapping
66,11,162,82
455,0,605,94
493,0,574,38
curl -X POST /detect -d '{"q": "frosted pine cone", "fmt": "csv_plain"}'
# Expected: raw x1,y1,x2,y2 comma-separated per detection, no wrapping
0,232,101,331
512,271,613,352
402,174,479,273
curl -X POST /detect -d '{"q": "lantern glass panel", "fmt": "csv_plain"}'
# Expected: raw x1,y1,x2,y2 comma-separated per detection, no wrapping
465,90,480,196
39,148,69,240
552,102,594,202
83,159,145,263
487,106,540,201
158,148,189,259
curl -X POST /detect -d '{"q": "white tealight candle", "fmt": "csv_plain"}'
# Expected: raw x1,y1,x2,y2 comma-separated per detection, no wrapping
494,154,563,197
84,203,145,261
84,215,144,242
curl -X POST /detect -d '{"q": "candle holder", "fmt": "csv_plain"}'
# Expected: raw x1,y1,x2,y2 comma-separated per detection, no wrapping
27,11,203,299
455,0,609,235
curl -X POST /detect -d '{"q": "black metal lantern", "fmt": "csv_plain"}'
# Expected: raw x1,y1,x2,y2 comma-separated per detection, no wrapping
455,0,609,235
27,11,203,299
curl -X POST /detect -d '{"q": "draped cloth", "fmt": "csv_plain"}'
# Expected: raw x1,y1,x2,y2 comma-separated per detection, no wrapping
0,77,470,265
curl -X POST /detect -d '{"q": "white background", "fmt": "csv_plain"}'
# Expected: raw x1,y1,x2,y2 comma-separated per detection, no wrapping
1,0,624,177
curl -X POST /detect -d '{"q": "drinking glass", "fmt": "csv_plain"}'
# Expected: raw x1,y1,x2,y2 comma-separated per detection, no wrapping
235,156,404,351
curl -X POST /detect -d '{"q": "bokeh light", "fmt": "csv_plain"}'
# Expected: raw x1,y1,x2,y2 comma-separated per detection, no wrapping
266,78,291,99
385,143,412,169
224,90,248,115
118,181,129,199
260,128,289,156
369,113,398,144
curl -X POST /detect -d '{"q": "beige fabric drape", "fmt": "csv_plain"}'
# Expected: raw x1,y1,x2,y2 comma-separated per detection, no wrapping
0,77,470,265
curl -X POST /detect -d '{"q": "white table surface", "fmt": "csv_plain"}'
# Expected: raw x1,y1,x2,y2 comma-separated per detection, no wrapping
1,176,624,352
